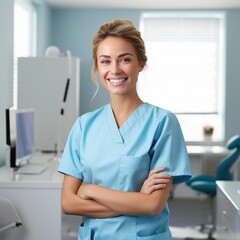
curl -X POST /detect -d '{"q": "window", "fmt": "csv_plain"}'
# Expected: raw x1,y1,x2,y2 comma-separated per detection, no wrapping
14,0,36,108
139,12,225,144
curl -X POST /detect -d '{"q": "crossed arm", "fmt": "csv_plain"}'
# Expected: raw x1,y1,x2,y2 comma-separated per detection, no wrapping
61,167,172,218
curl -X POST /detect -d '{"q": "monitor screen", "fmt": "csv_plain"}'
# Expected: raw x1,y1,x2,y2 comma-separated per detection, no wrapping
6,108,35,168
16,109,35,165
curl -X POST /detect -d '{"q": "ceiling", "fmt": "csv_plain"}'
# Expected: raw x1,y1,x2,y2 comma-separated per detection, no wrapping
44,0,240,9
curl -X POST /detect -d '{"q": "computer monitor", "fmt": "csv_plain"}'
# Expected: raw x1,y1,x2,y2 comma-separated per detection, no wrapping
6,108,35,168
6,107,17,167
16,109,35,165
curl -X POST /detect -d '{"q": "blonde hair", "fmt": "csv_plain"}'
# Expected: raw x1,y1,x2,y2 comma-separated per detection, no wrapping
91,19,147,99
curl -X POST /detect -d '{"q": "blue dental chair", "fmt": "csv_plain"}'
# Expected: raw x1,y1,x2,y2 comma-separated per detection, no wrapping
185,134,240,240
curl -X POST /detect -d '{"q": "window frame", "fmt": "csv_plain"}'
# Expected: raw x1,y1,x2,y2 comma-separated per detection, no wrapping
139,11,226,145
13,0,37,108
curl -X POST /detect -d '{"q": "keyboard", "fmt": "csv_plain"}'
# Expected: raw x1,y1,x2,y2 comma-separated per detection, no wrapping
29,153,54,164
16,164,49,175
15,153,55,175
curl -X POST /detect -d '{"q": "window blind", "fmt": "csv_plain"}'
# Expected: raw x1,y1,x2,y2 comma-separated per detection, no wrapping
139,13,224,115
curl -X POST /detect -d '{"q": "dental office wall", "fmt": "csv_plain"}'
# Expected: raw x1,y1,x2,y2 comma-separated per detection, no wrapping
0,0,14,166
0,0,51,166
0,1,240,167
49,7,240,142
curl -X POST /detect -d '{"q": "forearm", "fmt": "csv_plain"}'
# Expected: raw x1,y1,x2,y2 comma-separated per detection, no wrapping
90,188,160,216
62,193,119,218
81,179,172,216
61,175,119,218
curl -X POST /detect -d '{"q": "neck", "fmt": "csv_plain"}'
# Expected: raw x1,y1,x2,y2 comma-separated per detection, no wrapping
110,94,143,128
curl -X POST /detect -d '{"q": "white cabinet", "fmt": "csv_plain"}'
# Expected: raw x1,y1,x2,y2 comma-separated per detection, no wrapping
18,57,80,151
0,159,82,240
216,181,240,240
0,160,62,240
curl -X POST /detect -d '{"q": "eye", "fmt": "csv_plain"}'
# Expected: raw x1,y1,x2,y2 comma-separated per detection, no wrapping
99,58,111,65
120,57,131,63
100,59,110,65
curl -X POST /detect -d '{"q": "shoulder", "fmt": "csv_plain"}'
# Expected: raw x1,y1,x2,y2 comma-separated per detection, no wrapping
143,103,182,136
79,104,108,126
144,102,177,123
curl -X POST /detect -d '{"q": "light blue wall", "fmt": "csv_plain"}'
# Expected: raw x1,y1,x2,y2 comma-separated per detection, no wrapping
0,0,51,166
47,8,240,143
0,0,14,166
35,1,52,56
1,3,240,166
224,10,240,140
50,9,141,115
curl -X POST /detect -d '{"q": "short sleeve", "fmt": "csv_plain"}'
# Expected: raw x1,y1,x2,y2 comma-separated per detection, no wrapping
57,118,84,180
150,112,191,184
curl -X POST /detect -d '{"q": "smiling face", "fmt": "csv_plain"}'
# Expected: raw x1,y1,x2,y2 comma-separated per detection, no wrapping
96,36,143,97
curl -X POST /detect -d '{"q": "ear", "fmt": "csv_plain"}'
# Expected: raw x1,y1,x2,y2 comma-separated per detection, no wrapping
139,64,144,72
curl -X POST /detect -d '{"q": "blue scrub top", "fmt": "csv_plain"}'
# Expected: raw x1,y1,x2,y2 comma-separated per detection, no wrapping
58,102,191,240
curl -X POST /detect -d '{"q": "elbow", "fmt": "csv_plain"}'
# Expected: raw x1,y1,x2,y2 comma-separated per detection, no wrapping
150,206,164,216
61,205,69,215
147,202,165,216
61,197,72,214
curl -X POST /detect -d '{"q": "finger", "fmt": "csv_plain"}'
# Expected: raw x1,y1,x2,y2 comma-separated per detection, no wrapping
150,178,171,185
143,177,171,191
150,177,171,187
149,166,166,176
154,184,167,189
153,174,171,179
146,184,167,194
147,173,171,182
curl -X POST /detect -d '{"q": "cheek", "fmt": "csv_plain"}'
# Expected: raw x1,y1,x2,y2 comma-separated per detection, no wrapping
130,69,140,79
98,69,107,81
98,69,109,87
97,64,107,76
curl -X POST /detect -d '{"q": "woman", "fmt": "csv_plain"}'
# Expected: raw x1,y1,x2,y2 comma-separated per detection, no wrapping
58,19,191,240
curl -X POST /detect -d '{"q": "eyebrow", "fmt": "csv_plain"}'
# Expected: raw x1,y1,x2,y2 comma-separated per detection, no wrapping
98,53,133,59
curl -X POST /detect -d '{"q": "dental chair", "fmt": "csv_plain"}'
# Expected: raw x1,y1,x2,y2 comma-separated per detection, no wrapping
185,134,240,240
0,197,22,233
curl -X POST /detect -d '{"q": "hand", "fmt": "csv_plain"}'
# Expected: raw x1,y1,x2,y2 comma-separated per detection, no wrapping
77,184,92,200
140,167,171,194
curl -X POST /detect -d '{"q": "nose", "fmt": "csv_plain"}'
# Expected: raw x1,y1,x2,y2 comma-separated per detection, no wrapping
111,61,121,75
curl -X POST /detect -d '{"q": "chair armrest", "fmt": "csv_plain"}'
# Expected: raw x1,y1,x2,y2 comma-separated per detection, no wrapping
190,181,216,194
186,175,216,185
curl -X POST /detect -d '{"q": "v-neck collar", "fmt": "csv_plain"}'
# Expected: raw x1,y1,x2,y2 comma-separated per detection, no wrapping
105,103,148,143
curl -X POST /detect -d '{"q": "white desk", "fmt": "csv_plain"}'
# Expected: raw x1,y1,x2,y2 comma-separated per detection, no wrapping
216,181,240,240
0,159,65,240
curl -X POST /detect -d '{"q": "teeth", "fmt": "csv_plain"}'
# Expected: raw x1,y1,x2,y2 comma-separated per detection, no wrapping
109,79,125,83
